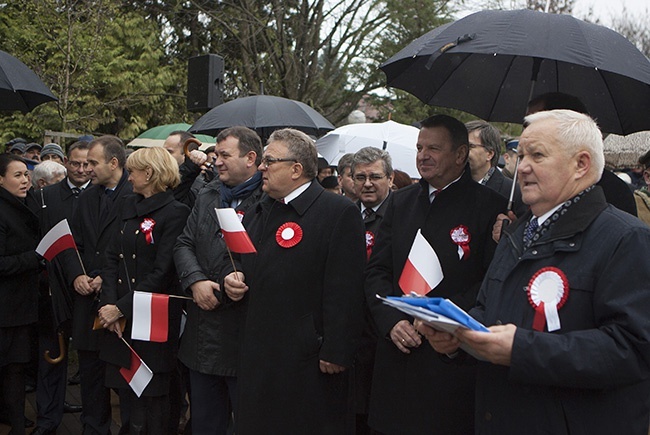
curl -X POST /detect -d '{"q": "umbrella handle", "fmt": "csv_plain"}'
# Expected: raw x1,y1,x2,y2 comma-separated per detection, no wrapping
183,137,203,158
44,331,66,364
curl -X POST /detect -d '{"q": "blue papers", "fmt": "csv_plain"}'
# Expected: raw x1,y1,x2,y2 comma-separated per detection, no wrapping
386,296,489,332
378,295,489,360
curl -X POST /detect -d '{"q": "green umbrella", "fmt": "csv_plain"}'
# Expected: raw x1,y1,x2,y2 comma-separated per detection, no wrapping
127,123,216,149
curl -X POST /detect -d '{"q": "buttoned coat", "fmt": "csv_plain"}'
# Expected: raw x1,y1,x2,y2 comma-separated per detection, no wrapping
365,171,506,435
64,171,133,351
98,190,190,376
173,179,263,376
228,181,366,435
0,187,41,328
471,186,650,435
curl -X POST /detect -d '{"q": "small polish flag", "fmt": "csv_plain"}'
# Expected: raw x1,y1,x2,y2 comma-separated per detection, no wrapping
120,347,153,398
36,219,77,261
215,208,257,254
131,291,169,343
398,229,444,296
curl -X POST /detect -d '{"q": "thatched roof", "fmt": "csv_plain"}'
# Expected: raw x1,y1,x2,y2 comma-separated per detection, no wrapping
603,131,650,169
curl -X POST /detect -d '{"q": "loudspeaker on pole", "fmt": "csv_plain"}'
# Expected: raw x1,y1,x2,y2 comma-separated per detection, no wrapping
187,54,224,112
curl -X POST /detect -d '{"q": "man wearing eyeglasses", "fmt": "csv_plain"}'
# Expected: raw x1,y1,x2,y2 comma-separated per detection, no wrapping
365,115,507,435
223,128,366,435
466,120,525,216
33,140,90,434
174,126,264,435
349,146,393,434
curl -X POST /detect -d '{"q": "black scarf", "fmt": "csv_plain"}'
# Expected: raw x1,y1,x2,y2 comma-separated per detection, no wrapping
220,171,263,208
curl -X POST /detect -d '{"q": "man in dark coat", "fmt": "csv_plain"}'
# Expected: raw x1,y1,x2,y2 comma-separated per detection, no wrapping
34,140,90,434
420,110,650,434
466,120,526,216
224,128,366,435
365,115,507,435
173,126,264,435
349,146,393,434
62,135,133,435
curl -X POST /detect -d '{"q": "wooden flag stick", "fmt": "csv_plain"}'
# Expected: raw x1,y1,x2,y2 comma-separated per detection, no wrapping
226,247,242,281
75,248,88,276
168,294,194,301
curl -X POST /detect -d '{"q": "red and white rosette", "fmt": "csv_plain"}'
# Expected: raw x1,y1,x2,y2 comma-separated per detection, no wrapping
527,267,569,332
365,231,375,260
450,225,471,260
276,222,303,248
140,218,155,245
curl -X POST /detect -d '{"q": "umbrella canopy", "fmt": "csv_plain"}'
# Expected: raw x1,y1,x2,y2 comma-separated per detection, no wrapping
189,95,334,142
0,50,57,112
315,120,420,178
380,9,650,135
603,131,650,169
127,123,216,149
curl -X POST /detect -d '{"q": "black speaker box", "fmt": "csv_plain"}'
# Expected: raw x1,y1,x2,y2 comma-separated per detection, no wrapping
187,54,224,112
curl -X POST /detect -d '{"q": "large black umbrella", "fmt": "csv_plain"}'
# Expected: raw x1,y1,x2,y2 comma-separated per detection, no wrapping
380,9,650,135
189,95,334,141
0,50,57,112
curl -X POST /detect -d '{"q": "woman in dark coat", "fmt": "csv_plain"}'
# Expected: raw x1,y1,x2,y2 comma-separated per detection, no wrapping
0,154,42,435
97,147,190,434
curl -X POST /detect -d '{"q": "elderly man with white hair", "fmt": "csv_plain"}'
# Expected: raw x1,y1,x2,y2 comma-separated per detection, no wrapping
418,109,650,435
32,160,66,190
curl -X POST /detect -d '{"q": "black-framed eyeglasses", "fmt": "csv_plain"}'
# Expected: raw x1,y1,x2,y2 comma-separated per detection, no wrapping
261,156,298,169
353,173,387,183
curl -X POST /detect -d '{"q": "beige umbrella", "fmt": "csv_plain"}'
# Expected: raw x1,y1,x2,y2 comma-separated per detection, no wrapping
603,131,650,169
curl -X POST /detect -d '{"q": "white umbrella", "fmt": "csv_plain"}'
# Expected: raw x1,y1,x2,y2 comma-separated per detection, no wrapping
315,120,420,178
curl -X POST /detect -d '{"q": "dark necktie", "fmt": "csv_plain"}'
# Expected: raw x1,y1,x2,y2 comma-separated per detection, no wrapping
429,189,439,203
523,217,539,246
363,208,375,220
71,187,81,197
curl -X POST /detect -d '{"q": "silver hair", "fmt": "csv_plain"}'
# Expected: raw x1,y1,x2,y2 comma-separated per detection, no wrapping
268,128,318,179
32,160,67,188
350,147,393,176
523,109,605,181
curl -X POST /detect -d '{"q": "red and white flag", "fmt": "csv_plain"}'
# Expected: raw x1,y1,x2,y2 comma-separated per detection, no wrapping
131,291,169,343
215,208,257,254
398,229,444,296
120,347,153,398
36,219,77,261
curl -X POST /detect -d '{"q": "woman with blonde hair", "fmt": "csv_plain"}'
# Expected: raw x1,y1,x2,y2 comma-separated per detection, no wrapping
98,147,191,434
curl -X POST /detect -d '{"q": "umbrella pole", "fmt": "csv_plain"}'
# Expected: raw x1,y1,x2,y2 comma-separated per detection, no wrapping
500,157,520,238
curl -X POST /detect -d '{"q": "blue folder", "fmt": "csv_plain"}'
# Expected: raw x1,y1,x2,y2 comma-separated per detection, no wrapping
387,296,489,332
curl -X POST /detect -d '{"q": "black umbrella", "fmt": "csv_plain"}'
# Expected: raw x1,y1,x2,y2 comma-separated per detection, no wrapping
0,50,57,112
189,95,334,142
380,9,650,135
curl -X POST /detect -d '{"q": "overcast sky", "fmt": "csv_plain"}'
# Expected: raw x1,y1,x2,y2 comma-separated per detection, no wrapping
573,0,649,26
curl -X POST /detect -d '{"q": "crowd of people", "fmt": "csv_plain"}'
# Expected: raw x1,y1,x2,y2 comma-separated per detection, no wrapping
1,93,650,435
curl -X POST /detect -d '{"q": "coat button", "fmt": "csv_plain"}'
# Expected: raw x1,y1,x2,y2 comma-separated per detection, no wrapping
118,279,122,284
484,412,492,421
95,251,100,255
119,254,124,259
532,250,538,255
135,230,139,234
569,242,575,247
132,254,136,259
131,278,136,283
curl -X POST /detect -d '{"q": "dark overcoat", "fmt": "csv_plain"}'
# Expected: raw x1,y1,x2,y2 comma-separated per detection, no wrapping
365,171,506,435
229,181,366,435
174,180,263,376
0,187,41,328
98,190,190,378
64,171,133,351
39,179,85,331
471,186,650,435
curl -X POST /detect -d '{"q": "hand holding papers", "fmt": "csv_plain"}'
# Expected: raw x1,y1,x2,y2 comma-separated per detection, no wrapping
378,295,489,360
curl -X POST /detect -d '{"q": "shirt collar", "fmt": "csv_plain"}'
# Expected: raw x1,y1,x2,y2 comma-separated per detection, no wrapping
535,203,563,226
283,181,312,204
